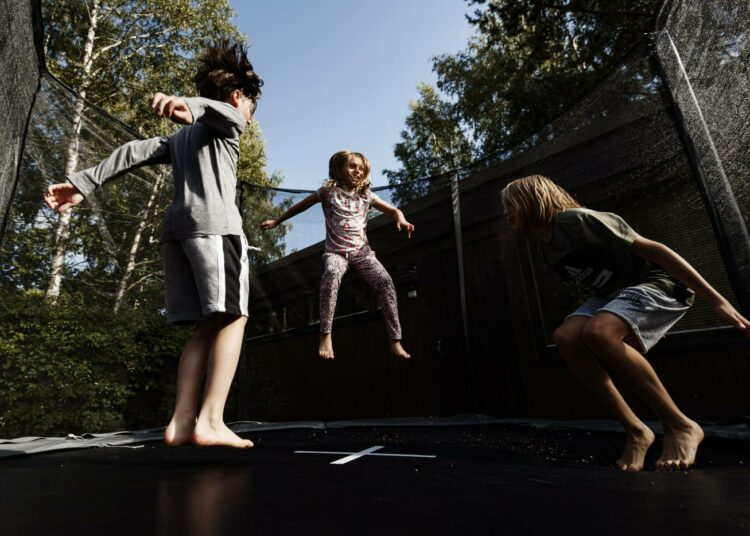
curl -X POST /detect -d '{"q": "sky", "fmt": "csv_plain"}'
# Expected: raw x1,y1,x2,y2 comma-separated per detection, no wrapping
230,0,474,190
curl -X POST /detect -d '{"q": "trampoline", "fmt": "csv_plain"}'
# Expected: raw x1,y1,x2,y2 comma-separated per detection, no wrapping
2,1,750,534
2,419,749,534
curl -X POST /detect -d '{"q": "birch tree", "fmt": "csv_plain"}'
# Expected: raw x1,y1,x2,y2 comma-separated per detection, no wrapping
44,0,101,298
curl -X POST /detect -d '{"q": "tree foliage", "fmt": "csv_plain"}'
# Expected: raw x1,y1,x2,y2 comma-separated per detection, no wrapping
43,0,241,136
385,84,474,205
237,121,290,267
386,0,659,193
5,0,289,309
0,290,188,437
0,1,288,435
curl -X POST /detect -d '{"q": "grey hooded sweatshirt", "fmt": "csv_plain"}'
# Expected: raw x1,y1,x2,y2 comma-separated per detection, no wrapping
68,97,247,241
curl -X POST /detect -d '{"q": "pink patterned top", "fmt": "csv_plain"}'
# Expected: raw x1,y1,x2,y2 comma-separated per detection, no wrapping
317,185,380,254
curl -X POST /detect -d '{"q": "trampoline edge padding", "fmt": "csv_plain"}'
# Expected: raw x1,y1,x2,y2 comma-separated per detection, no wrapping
1,415,748,459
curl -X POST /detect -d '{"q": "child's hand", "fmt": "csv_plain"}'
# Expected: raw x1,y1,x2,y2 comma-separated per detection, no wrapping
714,300,750,338
151,93,194,125
44,183,84,213
396,217,414,238
260,219,278,231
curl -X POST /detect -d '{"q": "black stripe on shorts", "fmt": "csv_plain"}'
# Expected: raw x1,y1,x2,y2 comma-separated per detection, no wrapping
223,235,243,314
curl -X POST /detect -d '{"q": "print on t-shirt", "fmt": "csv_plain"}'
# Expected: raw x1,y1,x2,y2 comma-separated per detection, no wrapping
317,186,380,254
553,249,619,290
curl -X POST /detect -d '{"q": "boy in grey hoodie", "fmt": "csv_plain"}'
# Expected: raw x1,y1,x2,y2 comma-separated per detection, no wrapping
44,41,262,449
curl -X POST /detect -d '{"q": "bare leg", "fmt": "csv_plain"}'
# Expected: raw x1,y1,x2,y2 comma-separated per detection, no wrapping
319,332,334,360
192,313,253,448
554,316,654,471
582,312,703,471
164,319,215,446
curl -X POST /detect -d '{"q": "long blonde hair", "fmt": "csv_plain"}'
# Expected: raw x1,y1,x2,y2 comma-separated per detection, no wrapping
501,174,581,229
323,150,372,194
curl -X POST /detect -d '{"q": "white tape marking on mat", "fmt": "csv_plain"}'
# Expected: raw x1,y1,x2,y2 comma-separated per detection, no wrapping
294,445,437,465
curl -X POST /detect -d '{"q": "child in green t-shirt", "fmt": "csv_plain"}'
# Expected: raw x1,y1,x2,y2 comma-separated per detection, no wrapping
501,174,749,471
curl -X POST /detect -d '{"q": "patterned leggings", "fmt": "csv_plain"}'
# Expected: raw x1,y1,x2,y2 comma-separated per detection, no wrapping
319,245,402,339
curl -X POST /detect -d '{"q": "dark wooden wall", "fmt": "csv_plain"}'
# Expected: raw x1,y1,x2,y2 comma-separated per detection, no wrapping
244,227,526,421
243,94,750,423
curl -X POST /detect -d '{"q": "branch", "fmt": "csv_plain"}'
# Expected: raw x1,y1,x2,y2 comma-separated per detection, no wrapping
125,39,176,64
131,42,170,56
72,278,116,297
83,0,93,25
93,26,176,59
124,273,158,292
539,2,654,18
107,14,144,56
68,258,92,269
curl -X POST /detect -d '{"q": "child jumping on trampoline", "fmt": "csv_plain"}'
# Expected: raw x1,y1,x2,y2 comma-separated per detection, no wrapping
260,150,414,360
44,41,261,449
501,175,749,471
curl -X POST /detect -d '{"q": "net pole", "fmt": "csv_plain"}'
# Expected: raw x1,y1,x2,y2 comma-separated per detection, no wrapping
451,174,470,352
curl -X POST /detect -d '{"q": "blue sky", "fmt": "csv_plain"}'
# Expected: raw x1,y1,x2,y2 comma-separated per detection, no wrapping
230,0,473,190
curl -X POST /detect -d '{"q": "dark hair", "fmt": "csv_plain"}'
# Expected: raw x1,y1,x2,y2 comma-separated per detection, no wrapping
193,40,263,103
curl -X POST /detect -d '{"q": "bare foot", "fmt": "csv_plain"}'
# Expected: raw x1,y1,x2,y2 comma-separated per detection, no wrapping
390,340,411,359
192,419,253,449
164,414,196,447
656,420,704,471
615,426,655,471
319,333,334,359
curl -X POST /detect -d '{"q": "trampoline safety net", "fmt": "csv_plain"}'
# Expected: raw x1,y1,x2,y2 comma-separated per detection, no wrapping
0,0,748,438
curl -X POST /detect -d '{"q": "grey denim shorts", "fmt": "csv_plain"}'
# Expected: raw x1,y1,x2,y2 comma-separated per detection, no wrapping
567,285,691,353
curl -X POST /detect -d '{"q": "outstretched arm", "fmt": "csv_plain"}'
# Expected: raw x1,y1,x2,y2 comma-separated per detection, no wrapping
68,137,171,198
631,236,750,336
44,135,170,212
44,94,177,213
372,197,414,238
260,192,320,230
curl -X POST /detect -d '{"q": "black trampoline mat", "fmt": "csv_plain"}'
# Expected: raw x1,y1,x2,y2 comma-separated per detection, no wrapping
1,425,749,535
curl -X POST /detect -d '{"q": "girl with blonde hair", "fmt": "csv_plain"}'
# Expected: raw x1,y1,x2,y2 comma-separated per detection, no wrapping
262,150,414,359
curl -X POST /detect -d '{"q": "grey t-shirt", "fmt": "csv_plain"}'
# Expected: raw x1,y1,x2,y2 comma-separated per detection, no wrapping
68,97,246,241
542,208,694,303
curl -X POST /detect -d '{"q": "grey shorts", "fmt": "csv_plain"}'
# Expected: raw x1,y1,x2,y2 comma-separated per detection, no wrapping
163,234,249,325
567,285,690,352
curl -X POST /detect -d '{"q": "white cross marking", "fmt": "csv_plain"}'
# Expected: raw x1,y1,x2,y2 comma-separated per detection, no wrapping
328,445,384,465
294,445,437,465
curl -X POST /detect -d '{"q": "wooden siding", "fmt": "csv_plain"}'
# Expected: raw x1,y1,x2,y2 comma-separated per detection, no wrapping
243,98,750,422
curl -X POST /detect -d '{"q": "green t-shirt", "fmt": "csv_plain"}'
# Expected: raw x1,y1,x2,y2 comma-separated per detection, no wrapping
541,208,694,303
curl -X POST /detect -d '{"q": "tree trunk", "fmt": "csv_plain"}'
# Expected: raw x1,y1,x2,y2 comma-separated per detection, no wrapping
113,169,166,313
46,0,101,299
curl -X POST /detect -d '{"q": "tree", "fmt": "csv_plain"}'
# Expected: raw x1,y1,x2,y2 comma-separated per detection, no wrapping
36,0,287,311
387,0,659,191
384,83,473,205
0,1,289,434
237,121,290,268
41,0,242,299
